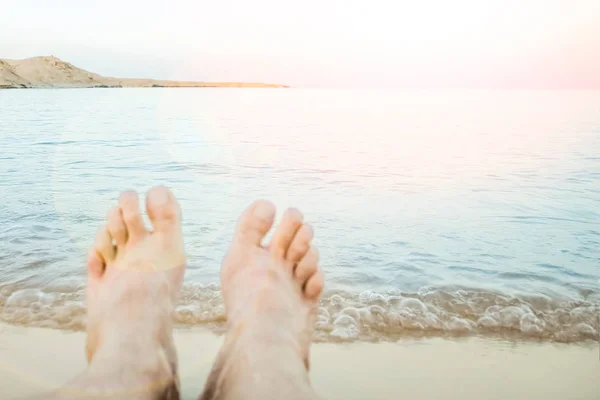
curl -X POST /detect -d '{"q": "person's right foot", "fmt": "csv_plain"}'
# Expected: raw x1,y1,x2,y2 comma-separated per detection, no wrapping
220,200,324,369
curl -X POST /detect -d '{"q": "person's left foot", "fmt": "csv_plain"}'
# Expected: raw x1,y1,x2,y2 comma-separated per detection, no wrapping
81,186,185,398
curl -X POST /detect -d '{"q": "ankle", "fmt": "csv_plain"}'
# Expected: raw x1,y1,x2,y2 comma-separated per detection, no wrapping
58,345,177,400
227,322,308,371
81,343,177,395
95,340,172,374
209,333,313,400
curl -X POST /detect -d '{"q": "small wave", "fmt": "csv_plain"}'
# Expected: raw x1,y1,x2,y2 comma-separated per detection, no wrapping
0,284,598,343
447,265,496,275
389,241,409,247
506,215,590,225
32,140,78,146
407,252,437,258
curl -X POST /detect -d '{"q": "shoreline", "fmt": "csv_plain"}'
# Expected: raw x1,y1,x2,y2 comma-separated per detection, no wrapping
2,283,598,344
1,323,598,399
0,86,290,90
0,56,289,89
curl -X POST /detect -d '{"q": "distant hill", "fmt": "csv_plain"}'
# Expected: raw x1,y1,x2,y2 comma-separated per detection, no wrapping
0,56,288,89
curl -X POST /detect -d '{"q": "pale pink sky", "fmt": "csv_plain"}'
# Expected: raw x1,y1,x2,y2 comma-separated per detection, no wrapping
1,0,599,88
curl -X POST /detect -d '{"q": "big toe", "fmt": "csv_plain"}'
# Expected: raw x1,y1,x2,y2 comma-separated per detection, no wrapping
146,186,182,233
234,200,276,246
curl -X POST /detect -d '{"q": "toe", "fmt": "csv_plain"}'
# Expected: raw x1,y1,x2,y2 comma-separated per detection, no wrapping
89,225,115,277
286,223,314,264
107,206,127,248
146,186,182,233
234,200,276,246
304,268,324,300
87,250,104,279
295,246,319,286
270,208,304,259
119,190,147,240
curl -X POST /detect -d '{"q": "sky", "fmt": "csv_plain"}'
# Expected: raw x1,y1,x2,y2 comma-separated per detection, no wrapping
1,0,599,88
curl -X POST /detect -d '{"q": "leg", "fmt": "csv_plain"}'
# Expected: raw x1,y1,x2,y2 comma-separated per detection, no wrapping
199,201,324,400
51,186,186,399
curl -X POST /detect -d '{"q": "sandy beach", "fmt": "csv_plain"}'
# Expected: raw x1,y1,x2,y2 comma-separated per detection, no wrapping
3,0,600,398
1,323,598,399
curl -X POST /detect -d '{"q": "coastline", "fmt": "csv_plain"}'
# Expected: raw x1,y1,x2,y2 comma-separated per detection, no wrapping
1,323,598,400
0,86,290,90
0,56,288,89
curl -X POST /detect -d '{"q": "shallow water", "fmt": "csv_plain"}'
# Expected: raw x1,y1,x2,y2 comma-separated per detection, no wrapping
0,88,599,342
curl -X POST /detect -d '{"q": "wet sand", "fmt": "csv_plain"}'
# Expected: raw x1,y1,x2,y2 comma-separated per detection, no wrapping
1,323,598,399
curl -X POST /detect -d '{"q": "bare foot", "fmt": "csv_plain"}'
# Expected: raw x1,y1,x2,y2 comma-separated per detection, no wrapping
201,200,324,399
62,186,186,399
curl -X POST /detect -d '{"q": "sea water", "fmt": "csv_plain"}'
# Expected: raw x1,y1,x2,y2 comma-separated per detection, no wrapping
1,88,599,342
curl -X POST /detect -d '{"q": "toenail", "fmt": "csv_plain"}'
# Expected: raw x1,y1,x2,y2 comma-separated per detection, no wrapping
253,202,275,219
150,188,170,206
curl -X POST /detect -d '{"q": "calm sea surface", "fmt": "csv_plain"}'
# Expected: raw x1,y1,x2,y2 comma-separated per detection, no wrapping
0,89,599,342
